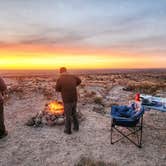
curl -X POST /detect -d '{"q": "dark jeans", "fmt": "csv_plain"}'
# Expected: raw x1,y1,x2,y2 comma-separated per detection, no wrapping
0,102,6,135
64,102,79,132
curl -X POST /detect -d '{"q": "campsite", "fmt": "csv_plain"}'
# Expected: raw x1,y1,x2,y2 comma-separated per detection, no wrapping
0,70,165,166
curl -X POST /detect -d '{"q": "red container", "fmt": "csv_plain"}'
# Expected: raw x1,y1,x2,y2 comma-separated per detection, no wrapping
135,93,140,102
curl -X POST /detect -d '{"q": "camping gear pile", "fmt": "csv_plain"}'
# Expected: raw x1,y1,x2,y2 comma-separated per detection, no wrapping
110,93,166,148
140,94,166,112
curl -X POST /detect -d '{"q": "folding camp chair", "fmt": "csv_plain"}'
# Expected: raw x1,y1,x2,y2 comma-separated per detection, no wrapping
110,105,144,148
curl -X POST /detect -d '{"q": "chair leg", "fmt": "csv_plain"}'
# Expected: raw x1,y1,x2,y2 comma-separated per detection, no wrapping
138,116,143,148
110,120,113,144
137,130,142,148
111,125,143,148
110,116,144,148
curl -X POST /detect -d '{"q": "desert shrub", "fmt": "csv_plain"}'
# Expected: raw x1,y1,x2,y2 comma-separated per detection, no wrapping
42,88,54,99
125,81,166,95
8,85,24,95
80,84,86,88
75,157,115,166
91,91,97,96
84,90,97,98
93,96,103,105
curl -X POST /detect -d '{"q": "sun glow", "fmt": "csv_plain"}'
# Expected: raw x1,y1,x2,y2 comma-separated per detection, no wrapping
0,45,165,70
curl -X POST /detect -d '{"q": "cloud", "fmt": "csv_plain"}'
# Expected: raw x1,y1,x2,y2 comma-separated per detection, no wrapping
15,11,146,45
0,0,166,57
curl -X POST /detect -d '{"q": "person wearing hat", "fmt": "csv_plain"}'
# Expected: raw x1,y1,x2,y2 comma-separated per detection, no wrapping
0,77,8,139
56,67,81,134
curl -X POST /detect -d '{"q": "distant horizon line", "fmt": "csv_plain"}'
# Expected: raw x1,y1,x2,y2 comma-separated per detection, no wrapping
1,68,165,76
0,68,166,71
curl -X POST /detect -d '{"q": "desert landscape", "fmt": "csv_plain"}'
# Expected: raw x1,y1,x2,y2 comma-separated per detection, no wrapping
1,0,166,165
0,69,165,166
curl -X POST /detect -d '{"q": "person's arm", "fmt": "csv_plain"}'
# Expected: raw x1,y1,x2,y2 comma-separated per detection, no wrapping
0,77,7,103
0,77,7,93
0,77,7,92
55,78,62,92
76,76,81,86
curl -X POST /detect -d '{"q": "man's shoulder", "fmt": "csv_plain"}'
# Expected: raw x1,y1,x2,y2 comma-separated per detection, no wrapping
60,74,76,78
0,77,7,91
59,74,81,81
69,74,81,81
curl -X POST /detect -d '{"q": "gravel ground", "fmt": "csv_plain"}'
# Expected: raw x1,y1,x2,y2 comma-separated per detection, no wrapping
0,77,165,166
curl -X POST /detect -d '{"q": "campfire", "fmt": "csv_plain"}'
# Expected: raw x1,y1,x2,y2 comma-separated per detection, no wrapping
45,100,64,116
26,100,65,127
26,100,84,127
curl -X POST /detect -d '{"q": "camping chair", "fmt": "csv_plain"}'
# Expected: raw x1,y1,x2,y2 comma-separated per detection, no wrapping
110,105,144,148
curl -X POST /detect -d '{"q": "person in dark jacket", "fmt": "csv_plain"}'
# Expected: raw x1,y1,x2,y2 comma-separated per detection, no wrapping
56,67,81,134
0,77,8,139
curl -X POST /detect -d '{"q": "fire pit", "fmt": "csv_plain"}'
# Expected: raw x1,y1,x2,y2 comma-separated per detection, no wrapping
45,100,64,116
26,100,65,127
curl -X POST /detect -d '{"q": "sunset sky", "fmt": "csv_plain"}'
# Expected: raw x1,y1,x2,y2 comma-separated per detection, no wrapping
0,0,166,70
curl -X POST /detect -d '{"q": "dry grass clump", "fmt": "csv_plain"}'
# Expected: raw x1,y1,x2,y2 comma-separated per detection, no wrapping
8,85,23,94
126,81,166,95
84,90,96,98
80,84,86,88
93,96,103,105
42,88,55,99
75,157,115,166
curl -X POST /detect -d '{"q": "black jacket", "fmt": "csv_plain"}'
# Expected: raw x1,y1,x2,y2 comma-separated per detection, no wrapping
56,74,81,103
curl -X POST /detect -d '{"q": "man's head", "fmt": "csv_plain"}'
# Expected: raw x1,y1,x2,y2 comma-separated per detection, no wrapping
59,67,67,74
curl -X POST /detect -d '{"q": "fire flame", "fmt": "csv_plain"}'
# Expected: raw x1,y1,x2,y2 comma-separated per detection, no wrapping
46,100,64,115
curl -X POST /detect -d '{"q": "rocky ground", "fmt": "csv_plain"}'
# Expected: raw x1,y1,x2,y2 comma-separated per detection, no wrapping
0,71,166,166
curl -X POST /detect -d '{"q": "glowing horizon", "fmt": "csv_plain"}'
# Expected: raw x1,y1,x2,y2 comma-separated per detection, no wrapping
0,43,165,70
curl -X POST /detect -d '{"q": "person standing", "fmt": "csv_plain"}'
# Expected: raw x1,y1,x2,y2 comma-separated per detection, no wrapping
56,67,81,134
0,77,8,139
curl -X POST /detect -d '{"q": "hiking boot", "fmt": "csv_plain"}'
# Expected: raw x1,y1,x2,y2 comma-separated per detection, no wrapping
0,131,8,139
64,129,72,135
73,127,79,131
